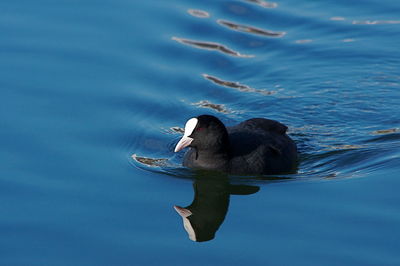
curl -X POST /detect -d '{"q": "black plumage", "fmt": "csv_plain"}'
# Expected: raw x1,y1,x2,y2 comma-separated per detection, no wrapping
175,115,298,175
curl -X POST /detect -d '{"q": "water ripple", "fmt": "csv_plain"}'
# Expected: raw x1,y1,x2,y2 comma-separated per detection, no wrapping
295,39,313,44
352,20,400,25
330,17,346,21
217,19,286,38
187,9,210,18
168,127,184,134
244,0,278,8
172,37,253,58
371,128,400,135
192,100,231,113
321,144,366,151
131,154,169,167
202,74,276,95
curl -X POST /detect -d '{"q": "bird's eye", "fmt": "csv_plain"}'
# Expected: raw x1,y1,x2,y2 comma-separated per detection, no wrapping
196,127,204,131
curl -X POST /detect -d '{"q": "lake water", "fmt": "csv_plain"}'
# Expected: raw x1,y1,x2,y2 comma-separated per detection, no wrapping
1,0,400,265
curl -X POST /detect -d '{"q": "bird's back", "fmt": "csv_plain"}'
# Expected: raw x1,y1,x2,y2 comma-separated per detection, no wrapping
227,118,297,175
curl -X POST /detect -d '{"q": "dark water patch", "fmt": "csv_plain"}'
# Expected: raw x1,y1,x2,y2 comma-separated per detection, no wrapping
171,37,253,57
217,19,286,37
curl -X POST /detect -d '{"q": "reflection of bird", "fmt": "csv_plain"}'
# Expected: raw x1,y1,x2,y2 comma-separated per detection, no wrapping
175,115,298,175
174,177,259,242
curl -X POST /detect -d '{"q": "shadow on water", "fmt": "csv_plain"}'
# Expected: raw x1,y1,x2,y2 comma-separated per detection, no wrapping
174,173,260,242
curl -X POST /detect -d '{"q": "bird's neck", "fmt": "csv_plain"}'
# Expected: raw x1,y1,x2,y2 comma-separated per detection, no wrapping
193,148,230,171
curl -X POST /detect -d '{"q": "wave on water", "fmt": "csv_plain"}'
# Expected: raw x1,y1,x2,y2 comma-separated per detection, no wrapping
217,19,285,38
172,37,253,58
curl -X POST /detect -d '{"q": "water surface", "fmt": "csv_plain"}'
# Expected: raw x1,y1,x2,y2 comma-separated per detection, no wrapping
1,0,400,265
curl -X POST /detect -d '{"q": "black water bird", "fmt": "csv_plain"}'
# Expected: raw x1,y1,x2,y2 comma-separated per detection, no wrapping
174,115,297,175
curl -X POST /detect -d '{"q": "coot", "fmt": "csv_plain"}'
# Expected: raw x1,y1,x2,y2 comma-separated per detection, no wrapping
174,115,297,175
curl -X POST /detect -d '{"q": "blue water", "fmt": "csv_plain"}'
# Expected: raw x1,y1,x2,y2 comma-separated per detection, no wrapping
1,0,400,265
